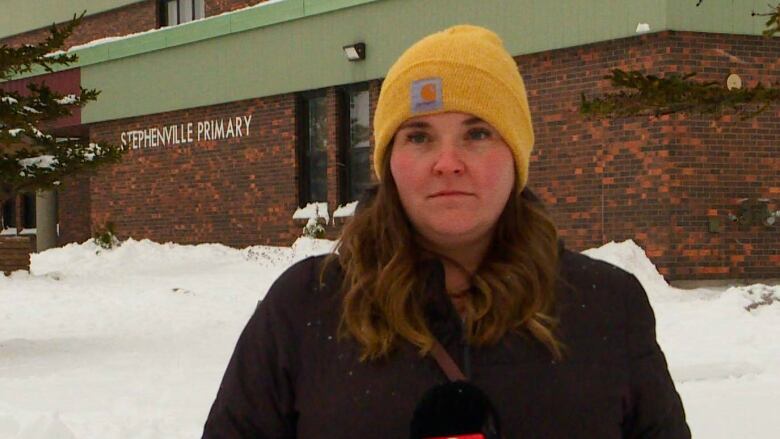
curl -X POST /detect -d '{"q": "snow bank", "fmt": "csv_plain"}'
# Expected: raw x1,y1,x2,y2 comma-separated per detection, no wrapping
1,238,778,438
582,239,671,296
31,237,333,277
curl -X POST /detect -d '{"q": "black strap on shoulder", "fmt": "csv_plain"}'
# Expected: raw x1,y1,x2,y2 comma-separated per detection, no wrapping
430,340,467,381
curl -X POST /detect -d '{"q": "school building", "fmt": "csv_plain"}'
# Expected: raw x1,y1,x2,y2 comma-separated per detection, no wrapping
1,0,778,281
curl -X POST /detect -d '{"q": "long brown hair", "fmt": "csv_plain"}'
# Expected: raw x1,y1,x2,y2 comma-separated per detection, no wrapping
327,155,563,362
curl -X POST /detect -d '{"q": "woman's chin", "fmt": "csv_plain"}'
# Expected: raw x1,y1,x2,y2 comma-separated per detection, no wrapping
417,222,491,249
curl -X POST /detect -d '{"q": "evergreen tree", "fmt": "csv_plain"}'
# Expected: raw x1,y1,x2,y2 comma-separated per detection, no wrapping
0,12,124,214
580,3,780,119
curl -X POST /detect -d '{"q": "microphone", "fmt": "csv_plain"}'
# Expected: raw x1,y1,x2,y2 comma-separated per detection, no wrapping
409,380,501,439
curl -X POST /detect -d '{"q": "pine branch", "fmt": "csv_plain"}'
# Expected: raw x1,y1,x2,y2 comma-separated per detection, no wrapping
752,4,780,37
0,138,123,203
0,11,125,205
580,70,780,119
0,11,85,81
580,2,780,120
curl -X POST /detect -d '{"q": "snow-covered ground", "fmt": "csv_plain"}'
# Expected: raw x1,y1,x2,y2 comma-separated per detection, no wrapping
0,238,777,438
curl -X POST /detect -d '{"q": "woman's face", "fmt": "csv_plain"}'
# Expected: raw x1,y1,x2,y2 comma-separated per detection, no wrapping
389,112,515,250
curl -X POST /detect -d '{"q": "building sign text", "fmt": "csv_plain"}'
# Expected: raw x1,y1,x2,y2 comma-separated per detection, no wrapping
120,115,253,150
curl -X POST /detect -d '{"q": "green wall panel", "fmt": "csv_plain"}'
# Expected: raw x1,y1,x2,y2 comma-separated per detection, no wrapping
667,0,771,35
75,45,111,66
75,0,771,124
228,0,305,33
303,0,377,15
1,0,144,39
108,32,167,59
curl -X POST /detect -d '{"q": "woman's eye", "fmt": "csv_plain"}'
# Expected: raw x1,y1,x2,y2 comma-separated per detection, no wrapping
468,128,492,140
406,132,429,144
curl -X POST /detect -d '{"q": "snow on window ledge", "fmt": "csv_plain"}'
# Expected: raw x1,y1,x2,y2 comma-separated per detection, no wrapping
292,202,329,223
19,228,37,236
333,201,358,219
0,228,18,236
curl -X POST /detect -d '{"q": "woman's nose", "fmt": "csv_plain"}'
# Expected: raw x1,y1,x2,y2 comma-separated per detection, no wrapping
432,141,465,175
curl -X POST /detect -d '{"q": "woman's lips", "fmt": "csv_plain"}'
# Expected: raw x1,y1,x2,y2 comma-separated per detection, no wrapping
428,190,473,198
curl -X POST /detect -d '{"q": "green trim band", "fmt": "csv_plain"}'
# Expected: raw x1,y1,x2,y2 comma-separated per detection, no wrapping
18,0,380,77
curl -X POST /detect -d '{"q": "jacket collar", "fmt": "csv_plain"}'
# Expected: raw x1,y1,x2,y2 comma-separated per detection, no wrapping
420,258,464,346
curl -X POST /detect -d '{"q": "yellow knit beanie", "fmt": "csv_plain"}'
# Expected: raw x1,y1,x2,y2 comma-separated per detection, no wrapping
373,24,534,190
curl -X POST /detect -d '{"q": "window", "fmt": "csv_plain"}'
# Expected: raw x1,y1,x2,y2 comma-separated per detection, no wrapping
339,85,372,203
22,193,35,229
1,197,15,230
160,0,204,26
297,93,329,206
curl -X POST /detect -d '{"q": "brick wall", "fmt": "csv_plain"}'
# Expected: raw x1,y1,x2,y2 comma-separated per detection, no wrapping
0,236,35,273
49,30,779,281
206,0,270,16
58,174,93,245
85,93,300,248
520,31,780,281
1,1,157,50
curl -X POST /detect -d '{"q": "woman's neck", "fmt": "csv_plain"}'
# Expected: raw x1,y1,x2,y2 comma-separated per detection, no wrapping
420,235,492,316
425,235,491,274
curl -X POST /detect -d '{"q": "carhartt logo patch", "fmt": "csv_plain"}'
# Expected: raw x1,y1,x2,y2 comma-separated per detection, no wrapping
411,77,442,113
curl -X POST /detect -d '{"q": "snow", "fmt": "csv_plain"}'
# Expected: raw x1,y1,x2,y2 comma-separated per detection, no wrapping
583,239,670,297
292,201,329,222
31,127,47,139
84,143,102,161
22,106,41,114
8,128,23,136
333,201,359,218
18,155,58,170
1,96,19,104
636,22,651,33
55,95,77,105
0,238,778,438
63,0,291,54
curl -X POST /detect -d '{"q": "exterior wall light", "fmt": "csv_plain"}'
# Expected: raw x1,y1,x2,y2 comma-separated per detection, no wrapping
343,42,366,61
726,73,743,90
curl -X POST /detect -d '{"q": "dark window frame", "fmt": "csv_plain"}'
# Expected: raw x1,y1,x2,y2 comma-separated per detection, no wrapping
296,89,329,208
21,192,36,229
2,196,16,230
337,82,371,205
158,0,204,27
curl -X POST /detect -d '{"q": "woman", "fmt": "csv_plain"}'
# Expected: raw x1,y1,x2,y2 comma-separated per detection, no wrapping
203,25,690,438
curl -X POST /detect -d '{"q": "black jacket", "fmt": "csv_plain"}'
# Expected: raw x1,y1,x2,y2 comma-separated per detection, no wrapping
203,250,690,438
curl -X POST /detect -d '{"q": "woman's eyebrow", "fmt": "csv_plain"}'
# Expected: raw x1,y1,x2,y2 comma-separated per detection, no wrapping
463,116,486,125
397,120,430,130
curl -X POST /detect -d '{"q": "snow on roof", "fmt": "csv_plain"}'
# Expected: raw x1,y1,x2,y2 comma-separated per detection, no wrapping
63,0,290,54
